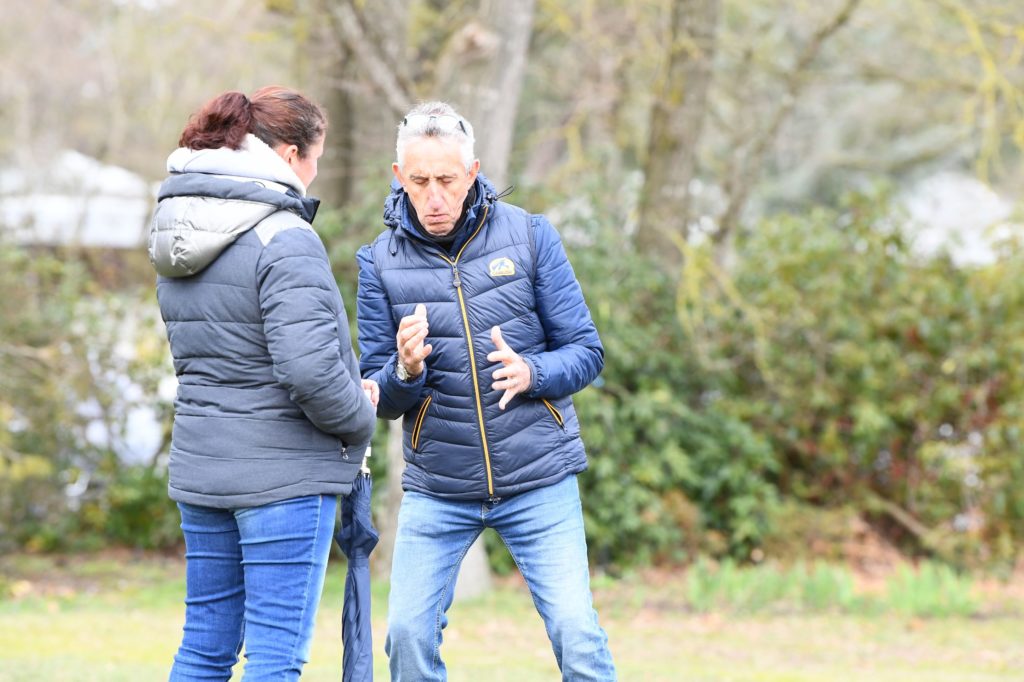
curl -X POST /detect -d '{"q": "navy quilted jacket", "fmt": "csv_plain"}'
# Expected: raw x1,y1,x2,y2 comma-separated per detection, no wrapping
356,175,603,500
149,138,375,508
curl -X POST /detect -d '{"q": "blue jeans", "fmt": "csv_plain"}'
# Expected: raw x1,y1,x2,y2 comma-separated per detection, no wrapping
386,475,616,681
169,494,336,682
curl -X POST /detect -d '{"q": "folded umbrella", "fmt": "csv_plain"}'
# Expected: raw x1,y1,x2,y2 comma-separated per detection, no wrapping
336,451,379,682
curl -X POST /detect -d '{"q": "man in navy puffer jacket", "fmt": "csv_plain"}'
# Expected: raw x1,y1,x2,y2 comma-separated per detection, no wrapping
357,101,616,681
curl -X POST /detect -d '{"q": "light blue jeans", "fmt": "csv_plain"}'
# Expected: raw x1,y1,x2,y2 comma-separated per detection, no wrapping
386,475,616,681
169,494,336,681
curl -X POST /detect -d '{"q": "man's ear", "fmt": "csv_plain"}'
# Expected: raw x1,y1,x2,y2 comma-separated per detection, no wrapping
392,162,404,187
467,158,480,182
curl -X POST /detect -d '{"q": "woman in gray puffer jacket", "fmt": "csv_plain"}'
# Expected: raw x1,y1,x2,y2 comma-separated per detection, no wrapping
149,86,376,681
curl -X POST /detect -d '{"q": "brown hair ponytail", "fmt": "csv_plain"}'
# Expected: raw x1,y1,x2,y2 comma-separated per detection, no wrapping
178,91,252,151
178,86,326,158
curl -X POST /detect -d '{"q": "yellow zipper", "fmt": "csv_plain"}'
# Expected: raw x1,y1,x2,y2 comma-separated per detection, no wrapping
437,205,495,496
411,395,432,451
542,399,564,428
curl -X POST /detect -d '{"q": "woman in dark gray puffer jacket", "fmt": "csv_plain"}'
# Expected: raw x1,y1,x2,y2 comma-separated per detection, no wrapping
149,86,376,681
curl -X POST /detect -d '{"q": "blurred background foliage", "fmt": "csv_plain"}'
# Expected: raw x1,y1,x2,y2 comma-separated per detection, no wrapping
1,0,1023,574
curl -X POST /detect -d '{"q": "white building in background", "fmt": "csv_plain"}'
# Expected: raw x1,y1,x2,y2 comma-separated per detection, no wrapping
901,171,1019,267
0,149,156,248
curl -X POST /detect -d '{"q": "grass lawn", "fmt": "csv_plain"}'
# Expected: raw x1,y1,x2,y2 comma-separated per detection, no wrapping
0,551,1021,681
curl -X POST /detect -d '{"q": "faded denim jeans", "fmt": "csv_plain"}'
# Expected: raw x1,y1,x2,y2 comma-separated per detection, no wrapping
386,474,616,681
169,494,336,681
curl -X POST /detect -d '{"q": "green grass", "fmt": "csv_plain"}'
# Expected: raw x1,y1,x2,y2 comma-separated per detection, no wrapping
1,552,1022,681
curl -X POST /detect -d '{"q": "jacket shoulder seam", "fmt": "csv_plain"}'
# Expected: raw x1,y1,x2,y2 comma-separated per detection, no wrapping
255,210,313,247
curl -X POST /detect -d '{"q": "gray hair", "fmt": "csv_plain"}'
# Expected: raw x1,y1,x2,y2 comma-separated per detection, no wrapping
396,101,476,171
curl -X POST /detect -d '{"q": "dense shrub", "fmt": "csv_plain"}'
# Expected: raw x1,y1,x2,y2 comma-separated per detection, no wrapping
0,240,177,551
5,184,1022,571
682,192,1024,567
538,187,780,568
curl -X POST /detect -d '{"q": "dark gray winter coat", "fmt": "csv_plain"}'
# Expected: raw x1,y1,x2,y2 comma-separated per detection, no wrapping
149,136,375,508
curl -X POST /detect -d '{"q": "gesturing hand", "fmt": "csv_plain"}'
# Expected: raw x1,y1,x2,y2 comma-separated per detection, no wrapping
396,303,432,379
487,326,532,410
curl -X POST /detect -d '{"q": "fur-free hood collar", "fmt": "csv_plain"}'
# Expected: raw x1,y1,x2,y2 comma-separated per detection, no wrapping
165,133,308,196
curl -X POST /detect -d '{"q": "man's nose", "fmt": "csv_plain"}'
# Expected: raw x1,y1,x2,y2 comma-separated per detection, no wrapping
426,184,445,205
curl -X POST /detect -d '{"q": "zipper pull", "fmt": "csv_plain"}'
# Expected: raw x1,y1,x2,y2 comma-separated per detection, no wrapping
452,265,461,288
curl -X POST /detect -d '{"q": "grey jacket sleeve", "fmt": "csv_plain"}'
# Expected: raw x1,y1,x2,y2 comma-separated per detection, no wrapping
256,227,376,448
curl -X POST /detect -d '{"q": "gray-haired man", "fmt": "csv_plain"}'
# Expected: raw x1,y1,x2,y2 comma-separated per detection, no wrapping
356,101,616,680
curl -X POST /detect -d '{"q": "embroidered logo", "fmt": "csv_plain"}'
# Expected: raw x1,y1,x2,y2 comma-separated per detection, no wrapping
488,257,516,277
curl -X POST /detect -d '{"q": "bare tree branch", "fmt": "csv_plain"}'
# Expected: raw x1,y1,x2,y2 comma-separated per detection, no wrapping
716,0,864,243
323,0,415,119
435,0,537,187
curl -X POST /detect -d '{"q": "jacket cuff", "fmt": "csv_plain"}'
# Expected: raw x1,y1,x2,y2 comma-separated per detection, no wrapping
521,354,541,397
386,352,427,390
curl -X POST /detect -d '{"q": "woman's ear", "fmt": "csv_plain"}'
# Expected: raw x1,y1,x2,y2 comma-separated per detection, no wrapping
275,143,300,166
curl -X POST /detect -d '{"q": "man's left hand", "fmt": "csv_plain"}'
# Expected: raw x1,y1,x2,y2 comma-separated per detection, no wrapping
488,326,532,410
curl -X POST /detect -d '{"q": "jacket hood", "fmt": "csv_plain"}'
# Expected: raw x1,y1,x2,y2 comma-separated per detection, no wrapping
382,173,498,237
149,138,320,278
166,133,308,196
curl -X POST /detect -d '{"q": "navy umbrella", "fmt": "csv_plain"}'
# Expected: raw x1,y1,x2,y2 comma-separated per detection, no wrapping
335,450,379,682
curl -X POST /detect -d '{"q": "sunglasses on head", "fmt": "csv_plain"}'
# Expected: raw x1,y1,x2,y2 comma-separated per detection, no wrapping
401,113,468,135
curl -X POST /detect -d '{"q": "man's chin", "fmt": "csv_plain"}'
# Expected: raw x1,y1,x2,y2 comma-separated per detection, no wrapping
426,223,456,236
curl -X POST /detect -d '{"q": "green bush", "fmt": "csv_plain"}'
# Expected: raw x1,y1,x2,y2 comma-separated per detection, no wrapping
0,239,176,552
564,205,779,567
10,180,1020,573
680,191,1024,567
77,463,182,550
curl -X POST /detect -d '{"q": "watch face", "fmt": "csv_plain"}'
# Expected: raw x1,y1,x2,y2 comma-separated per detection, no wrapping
396,362,409,381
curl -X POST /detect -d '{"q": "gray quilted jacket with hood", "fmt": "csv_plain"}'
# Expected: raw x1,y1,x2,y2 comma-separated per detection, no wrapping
149,134,375,509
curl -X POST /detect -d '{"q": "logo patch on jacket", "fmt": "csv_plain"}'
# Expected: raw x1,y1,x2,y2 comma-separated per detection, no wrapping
489,257,516,277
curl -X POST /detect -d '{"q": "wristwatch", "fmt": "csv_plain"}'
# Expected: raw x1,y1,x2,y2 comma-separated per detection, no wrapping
396,360,416,382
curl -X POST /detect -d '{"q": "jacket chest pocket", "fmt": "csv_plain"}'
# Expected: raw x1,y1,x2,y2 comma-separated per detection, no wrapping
411,395,433,452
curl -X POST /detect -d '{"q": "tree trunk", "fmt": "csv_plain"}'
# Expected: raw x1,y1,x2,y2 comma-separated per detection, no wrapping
430,0,537,599
714,0,863,252
319,50,359,207
314,0,414,205
322,0,415,121
435,0,536,189
373,419,406,580
636,0,720,260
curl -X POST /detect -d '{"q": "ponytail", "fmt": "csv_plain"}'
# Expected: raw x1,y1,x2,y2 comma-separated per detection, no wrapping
178,91,253,151
177,87,326,157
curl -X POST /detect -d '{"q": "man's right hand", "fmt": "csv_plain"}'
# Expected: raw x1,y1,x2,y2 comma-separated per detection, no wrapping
396,303,432,379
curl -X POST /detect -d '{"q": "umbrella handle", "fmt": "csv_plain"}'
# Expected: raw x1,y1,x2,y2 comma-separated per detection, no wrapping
361,385,374,476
